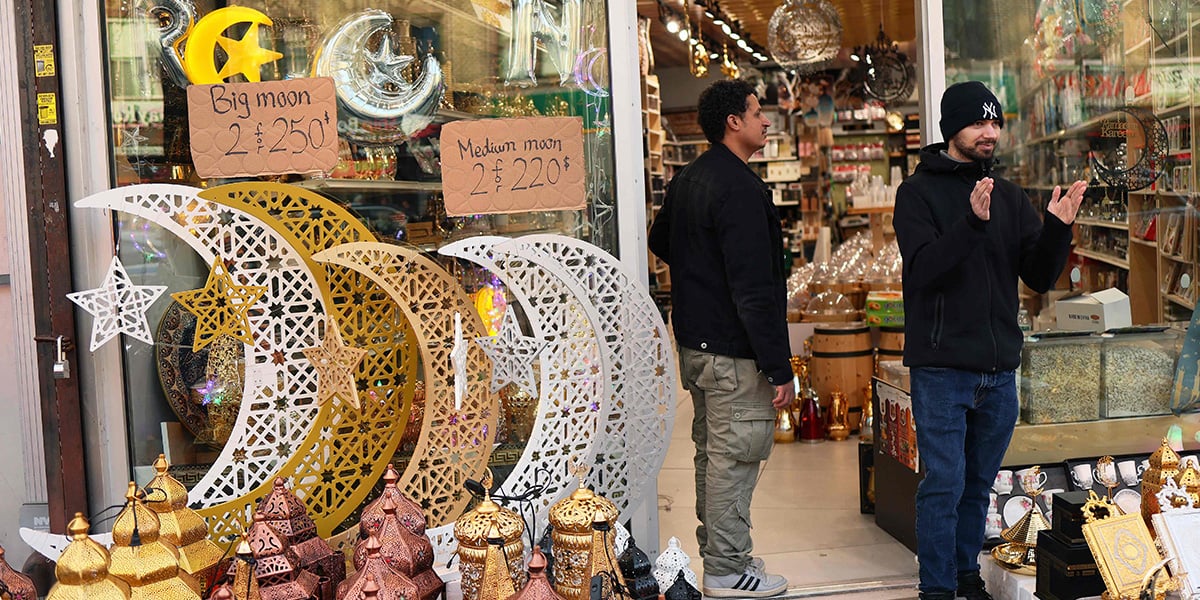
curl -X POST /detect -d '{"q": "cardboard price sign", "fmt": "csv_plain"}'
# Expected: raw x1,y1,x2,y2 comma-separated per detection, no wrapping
187,78,338,179
441,116,585,216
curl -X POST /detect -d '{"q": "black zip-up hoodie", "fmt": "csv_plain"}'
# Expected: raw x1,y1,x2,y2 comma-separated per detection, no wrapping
893,143,1074,372
648,143,793,385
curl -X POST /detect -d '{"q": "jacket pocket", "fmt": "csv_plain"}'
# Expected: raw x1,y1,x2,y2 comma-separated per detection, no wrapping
931,293,945,350
726,400,775,462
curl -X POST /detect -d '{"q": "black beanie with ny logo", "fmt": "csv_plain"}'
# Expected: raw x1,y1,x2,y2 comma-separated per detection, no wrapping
939,81,1004,142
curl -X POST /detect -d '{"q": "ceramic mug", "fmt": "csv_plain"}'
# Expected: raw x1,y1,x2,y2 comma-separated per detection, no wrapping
985,513,1003,539
1071,464,1094,490
993,470,1014,495
1117,460,1140,486
989,492,999,515
1017,467,1048,493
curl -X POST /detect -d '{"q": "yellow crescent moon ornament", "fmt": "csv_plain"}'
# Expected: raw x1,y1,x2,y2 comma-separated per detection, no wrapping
183,6,283,84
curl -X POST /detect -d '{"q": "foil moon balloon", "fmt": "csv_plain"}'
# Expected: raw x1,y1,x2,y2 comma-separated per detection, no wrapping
315,10,444,145
136,0,196,89
505,0,584,87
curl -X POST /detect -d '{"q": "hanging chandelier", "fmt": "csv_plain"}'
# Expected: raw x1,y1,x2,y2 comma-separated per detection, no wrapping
850,17,915,103
767,0,842,73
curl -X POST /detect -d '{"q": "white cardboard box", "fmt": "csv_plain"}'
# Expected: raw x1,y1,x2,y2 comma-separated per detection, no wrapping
1054,288,1132,332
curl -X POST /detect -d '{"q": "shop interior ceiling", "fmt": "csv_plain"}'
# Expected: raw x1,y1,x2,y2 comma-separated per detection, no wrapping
636,0,916,71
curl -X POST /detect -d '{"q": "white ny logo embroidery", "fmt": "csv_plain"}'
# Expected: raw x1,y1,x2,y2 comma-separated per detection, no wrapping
982,102,999,119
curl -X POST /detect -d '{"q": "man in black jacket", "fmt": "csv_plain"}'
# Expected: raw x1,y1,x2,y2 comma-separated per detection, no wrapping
893,81,1086,600
648,79,794,598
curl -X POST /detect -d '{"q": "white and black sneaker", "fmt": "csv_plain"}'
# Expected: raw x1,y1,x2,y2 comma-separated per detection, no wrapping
702,564,788,598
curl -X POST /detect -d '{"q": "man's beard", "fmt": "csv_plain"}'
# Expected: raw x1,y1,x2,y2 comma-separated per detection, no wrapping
952,137,996,162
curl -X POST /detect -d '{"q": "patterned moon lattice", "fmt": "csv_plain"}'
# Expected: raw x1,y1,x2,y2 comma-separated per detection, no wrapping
196,182,419,540
313,241,497,529
76,185,326,515
430,236,604,561
498,235,676,513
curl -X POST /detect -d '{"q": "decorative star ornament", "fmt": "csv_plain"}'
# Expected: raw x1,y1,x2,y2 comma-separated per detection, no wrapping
475,308,545,398
303,314,368,410
171,256,267,351
66,256,168,351
367,34,416,88
216,22,284,82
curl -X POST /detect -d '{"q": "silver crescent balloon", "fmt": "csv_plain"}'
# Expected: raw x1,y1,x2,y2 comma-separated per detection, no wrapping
135,0,195,89
504,0,584,87
314,9,445,145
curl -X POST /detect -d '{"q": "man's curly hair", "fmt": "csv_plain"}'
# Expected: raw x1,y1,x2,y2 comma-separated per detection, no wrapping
698,79,756,144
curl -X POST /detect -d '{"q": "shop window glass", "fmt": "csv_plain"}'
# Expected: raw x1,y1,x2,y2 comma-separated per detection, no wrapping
101,0,618,498
944,0,1198,329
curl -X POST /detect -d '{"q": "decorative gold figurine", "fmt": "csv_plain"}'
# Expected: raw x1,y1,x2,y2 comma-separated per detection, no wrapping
476,524,518,600
509,546,565,600
455,470,526,600
0,545,38,600
361,464,428,538
256,478,345,599
47,513,132,600
337,535,419,600
352,497,444,600
145,454,223,588
245,512,321,599
108,482,202,599
826,390,850,441
549,463,620,600
1174,465,1200,507
860,384,874,443
773,408,796,443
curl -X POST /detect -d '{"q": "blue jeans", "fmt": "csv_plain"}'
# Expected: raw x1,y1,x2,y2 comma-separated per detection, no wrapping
910,367,1018,594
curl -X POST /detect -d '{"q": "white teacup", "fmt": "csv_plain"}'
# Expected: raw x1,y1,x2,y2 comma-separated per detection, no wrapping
1071,464,1094,490
985,513,1003,539
1094,461,1117,487
1017,467,1048,493
1118,460,1140,486
1140,459,1151,474
994,470,1014,495
989,492,999,515
1042,488,1065,509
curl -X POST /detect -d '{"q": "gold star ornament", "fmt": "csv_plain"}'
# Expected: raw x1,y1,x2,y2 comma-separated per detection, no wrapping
172,257,266,351
303,314,368,410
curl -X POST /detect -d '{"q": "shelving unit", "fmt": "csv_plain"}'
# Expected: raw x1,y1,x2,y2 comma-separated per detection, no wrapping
642,75,664,178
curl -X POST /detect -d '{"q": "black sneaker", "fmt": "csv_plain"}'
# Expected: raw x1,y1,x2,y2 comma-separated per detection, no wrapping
956,571,993,600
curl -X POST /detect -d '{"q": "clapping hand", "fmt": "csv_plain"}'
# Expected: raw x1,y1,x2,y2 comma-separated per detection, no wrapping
1047,180,1088,225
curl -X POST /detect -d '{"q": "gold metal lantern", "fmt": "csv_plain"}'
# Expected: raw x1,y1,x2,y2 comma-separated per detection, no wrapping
454,470,526,600
145,455,223,588
107,482,202,599
548,467,619,600
46,513,132,600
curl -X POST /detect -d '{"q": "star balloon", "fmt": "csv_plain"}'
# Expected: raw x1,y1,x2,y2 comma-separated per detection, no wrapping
172,257,267,351
475,308,545,398
66,256,168,351
303,314,368,410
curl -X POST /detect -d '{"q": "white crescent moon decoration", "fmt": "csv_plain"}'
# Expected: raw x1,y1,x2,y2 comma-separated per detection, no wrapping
431,236,604,562
75,184,326,512
314,9,445,144
498,235,676,513
312,242,496,531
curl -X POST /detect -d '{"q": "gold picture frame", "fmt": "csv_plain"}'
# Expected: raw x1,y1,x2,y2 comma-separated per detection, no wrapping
1082,512,1163,599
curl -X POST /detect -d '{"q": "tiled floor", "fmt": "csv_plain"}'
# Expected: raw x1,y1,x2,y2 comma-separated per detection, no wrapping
657,385,919,598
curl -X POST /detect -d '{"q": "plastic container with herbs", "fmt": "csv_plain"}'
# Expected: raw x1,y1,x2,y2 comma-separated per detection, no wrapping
1020,331,1102,424
1100,326,1182,418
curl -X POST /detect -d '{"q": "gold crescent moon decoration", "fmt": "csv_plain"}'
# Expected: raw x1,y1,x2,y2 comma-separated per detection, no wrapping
195,182,419,541
183,6,283,84
313,242,497,528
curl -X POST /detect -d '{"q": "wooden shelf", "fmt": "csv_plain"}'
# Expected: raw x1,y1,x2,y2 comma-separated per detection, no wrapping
846,205,895,215
1161,252,1193,264
1076,218,1129,231
1131,236,1157,247
1166,294,1196,310
1073,247,1130,269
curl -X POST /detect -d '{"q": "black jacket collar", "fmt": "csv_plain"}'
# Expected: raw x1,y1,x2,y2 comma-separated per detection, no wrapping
916,142,995,179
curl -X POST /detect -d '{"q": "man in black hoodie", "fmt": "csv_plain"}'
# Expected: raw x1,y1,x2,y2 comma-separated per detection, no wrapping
649,79,793,598
893,81,1086,600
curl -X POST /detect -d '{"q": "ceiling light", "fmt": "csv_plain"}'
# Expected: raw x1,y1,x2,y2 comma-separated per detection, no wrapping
850,53,860,62
678,28,690,41
666,18,680,33
710,52,720,59
730,32,740,40
705,10,714,18
737,39,749,49
721,22,732,35
713,16,725,25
